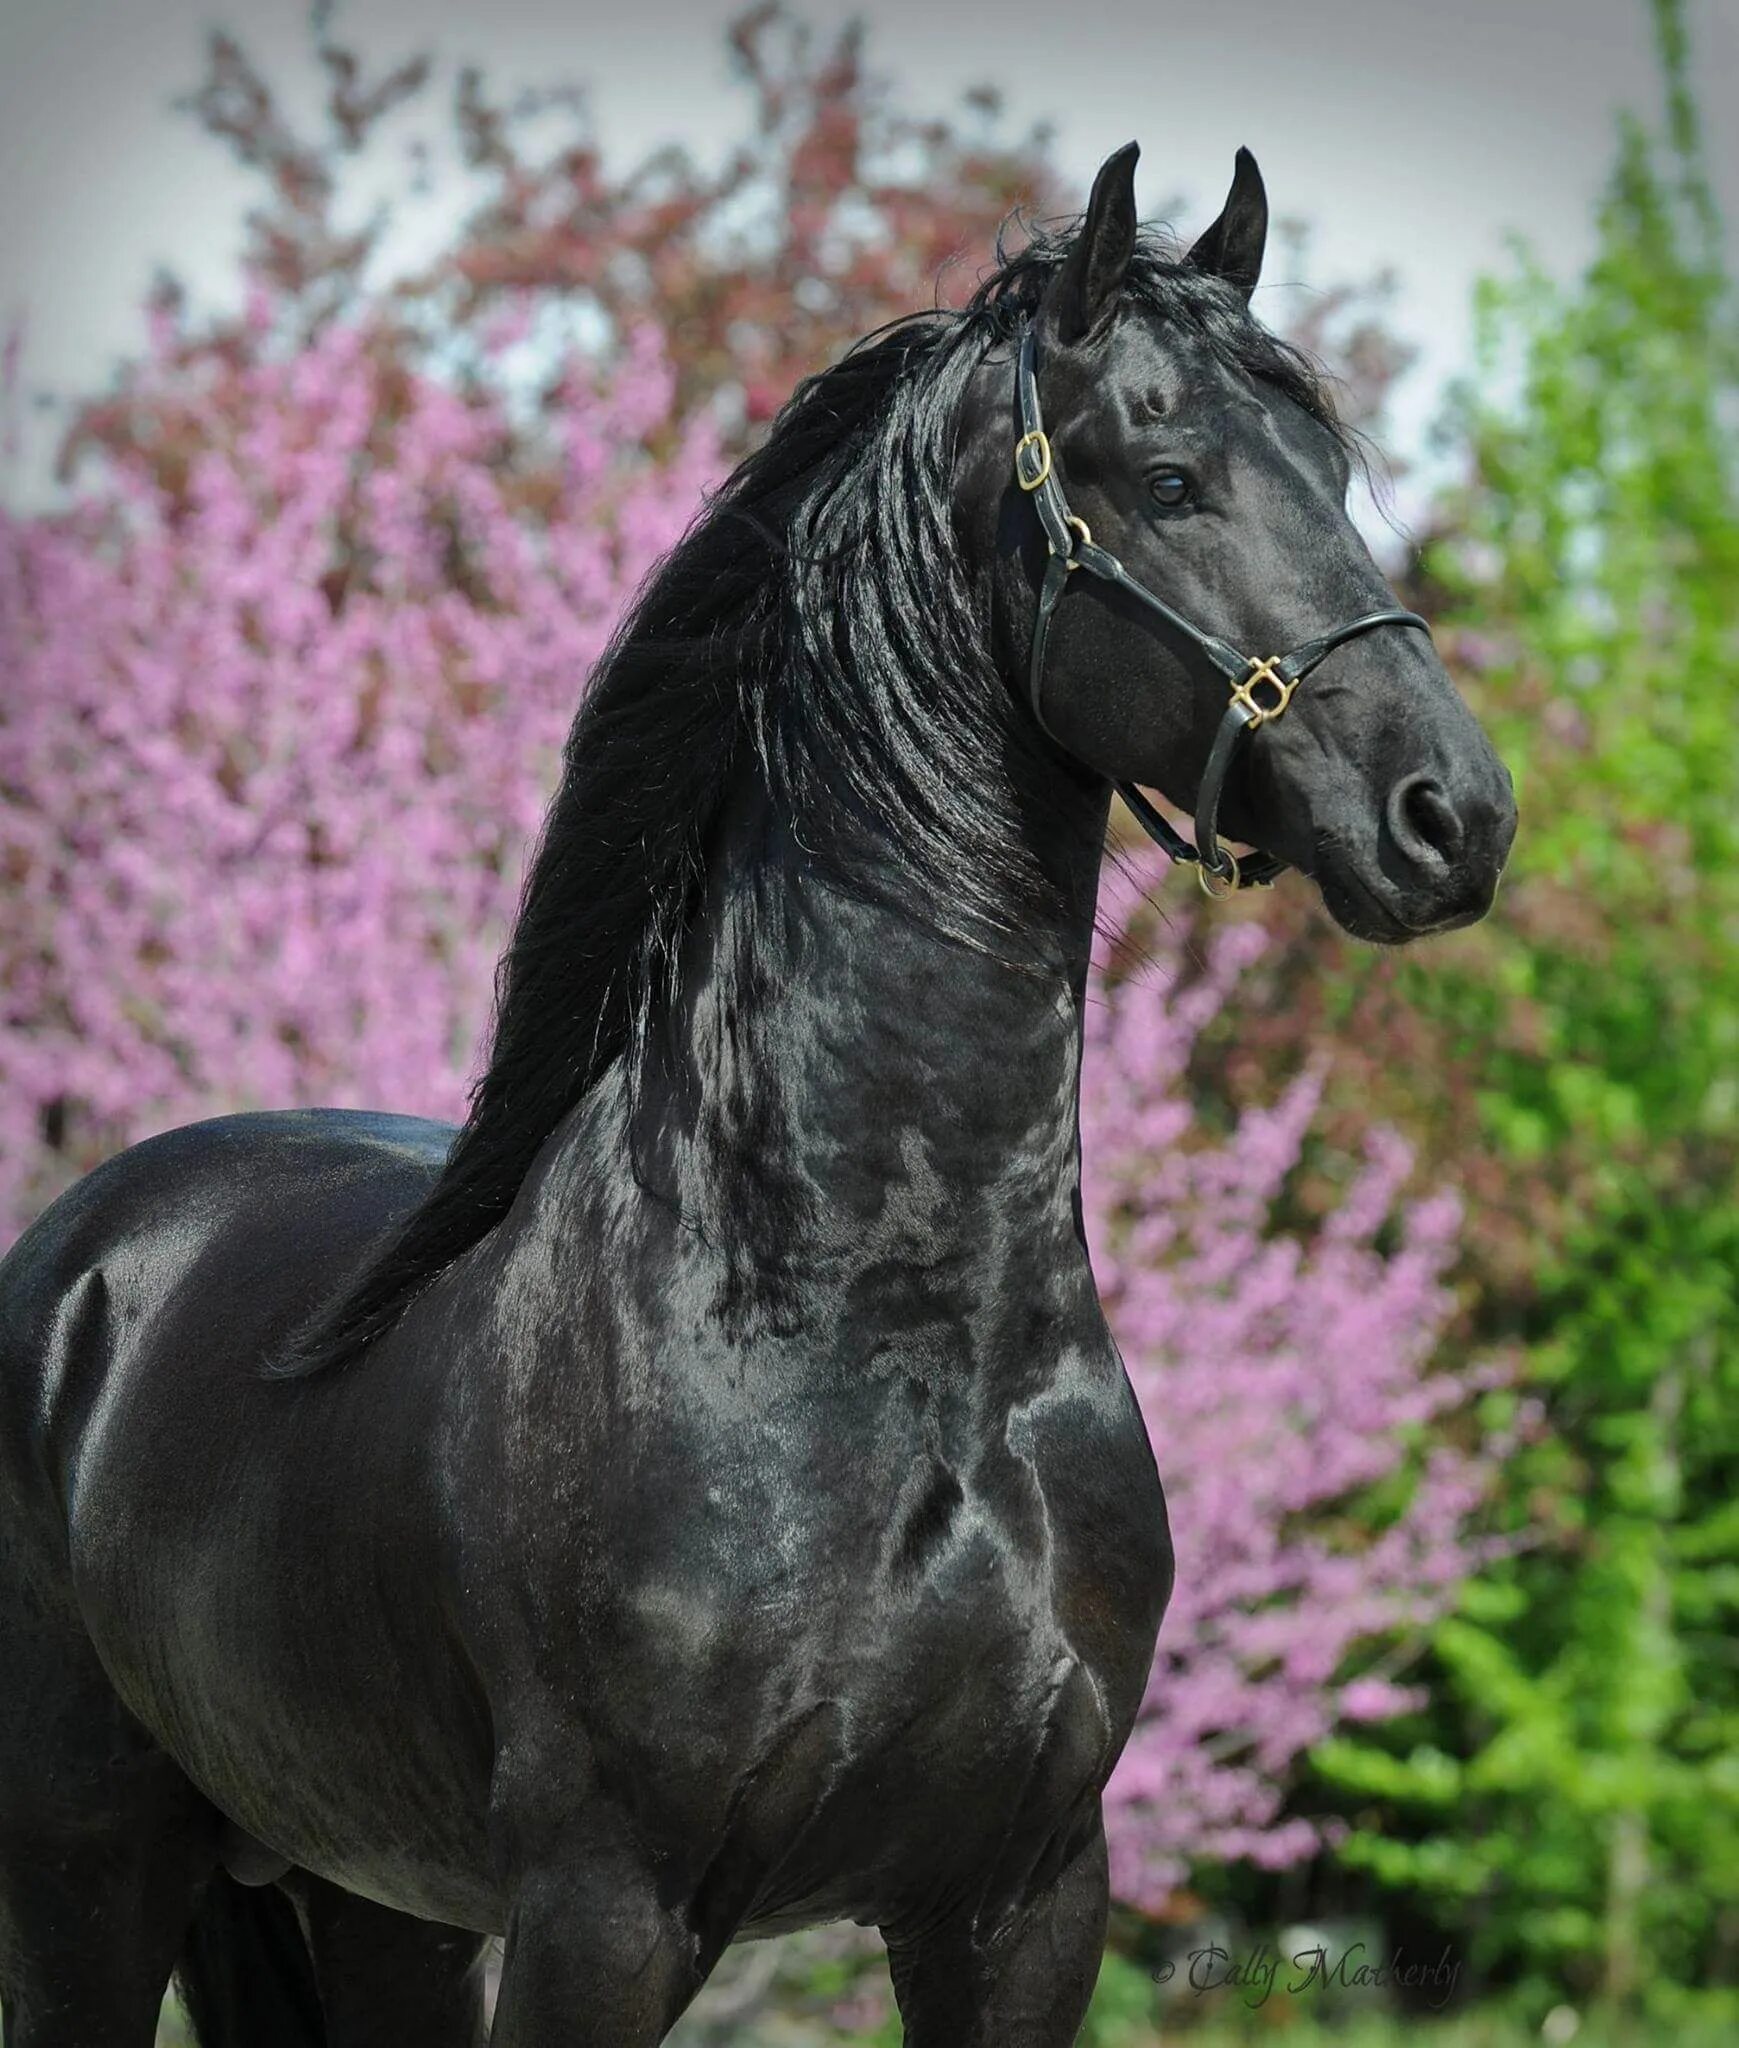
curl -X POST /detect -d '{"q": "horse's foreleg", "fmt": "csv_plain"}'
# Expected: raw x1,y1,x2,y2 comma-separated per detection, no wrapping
882,1814,1111,2048
490,1860,700,2047
487,1798,703,2048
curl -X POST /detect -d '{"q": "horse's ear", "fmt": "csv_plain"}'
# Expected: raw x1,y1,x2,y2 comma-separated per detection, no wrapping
1050,142,1140,345
1186,147,1268,301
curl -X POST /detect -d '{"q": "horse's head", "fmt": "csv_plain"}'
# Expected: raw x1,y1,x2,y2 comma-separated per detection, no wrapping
961,143,1516,942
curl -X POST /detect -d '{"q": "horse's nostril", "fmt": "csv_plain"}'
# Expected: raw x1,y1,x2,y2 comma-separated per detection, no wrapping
1387,774,1465,871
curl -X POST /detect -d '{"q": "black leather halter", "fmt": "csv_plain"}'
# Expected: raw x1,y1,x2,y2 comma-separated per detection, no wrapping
1014,320,1433,892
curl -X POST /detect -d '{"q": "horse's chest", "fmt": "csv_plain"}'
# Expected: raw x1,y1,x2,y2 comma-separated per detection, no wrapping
589,1390,1168,1925
699,1500,1147,1934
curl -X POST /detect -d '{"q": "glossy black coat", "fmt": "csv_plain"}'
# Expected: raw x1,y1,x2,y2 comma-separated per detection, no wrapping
0,144,1513,2048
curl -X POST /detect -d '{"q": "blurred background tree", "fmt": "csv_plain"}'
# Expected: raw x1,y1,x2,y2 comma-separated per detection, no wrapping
0,313,721,1225
1298,0,1739,2021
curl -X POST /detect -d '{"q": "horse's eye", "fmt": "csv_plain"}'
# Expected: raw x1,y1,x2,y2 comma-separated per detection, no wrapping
1150,471,1192,509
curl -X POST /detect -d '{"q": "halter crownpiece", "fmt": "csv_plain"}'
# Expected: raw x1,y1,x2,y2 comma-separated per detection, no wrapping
1013,320,1432,893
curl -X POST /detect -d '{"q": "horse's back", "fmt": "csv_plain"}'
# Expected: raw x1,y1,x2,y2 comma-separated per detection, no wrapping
0,1107,454,1534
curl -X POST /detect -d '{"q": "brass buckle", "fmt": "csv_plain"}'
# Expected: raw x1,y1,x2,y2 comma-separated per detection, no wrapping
1197,847,1242,898
1230,656,1296,728
1014,429,1052,492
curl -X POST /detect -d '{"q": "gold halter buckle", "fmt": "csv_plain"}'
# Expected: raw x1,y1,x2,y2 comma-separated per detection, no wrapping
1014,429,1052,492
1231,656,1297,728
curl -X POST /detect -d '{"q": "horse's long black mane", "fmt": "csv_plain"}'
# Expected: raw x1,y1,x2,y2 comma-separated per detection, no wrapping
281,220,1351,1375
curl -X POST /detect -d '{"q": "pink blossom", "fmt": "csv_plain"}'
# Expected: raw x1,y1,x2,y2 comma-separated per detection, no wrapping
0,317,720,1226
1088,851,1501,1909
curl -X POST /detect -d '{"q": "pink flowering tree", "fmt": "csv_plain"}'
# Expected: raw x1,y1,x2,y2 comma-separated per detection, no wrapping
0,308,720,1228
1085,858,1507,1907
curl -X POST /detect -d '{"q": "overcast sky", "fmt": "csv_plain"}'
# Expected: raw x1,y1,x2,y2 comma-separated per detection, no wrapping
3,0,1734,517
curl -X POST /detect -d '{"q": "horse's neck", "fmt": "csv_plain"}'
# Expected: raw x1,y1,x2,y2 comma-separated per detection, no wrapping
635,775,1110,1302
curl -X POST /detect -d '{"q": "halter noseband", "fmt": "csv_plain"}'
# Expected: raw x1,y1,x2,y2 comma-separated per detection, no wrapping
1014,320,1432,892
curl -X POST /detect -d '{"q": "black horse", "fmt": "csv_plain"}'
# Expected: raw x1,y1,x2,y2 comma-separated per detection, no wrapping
0,144,1514,2047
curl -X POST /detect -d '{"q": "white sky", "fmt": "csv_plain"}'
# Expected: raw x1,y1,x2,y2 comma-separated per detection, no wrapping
2,0,1735,521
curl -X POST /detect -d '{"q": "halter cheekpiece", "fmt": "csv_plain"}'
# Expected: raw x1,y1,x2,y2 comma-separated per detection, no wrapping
1013,319,1432,893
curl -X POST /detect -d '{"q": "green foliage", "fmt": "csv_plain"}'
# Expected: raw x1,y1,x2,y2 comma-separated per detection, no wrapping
1130,2013,1737,2048
1315,0,1739,2011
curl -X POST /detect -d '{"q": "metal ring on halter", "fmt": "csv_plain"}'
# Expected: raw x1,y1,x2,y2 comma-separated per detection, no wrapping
1063,514,1092,568
1197,848,1242,898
